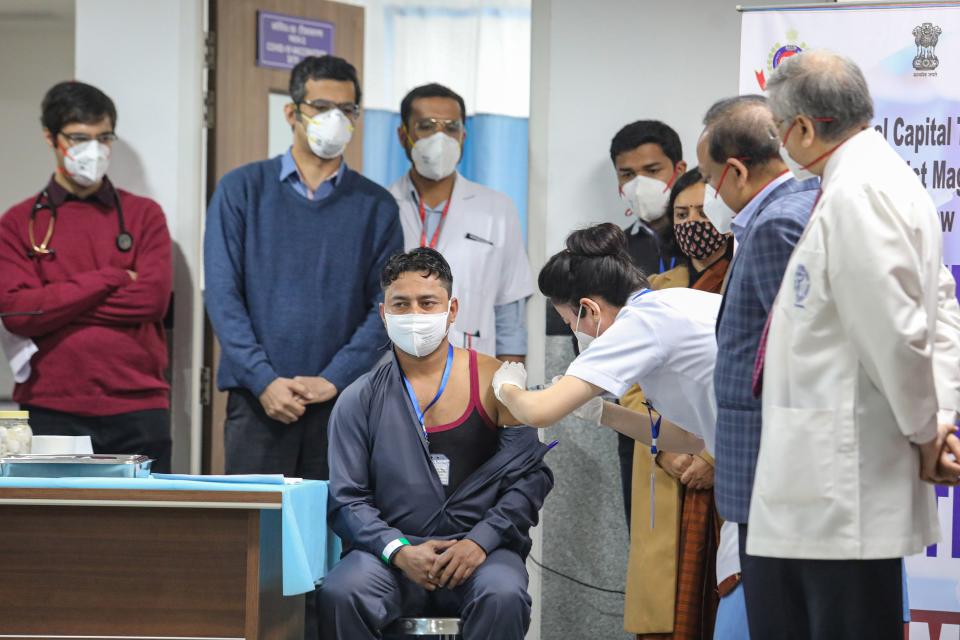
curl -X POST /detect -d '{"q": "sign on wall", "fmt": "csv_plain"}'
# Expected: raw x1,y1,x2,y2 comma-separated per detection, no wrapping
740,4,960,639
257,11,334,70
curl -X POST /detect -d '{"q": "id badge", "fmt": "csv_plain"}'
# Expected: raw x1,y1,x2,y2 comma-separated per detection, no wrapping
430,454,451,486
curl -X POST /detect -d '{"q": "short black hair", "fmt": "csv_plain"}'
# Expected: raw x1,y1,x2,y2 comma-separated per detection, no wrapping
539,223,649,310
381,247,453,295
610,120,682,166
41,81,117,138
400,83,466,130
289,55,362,105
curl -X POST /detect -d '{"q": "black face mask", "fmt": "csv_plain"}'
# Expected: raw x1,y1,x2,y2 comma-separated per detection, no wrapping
674,220,727,261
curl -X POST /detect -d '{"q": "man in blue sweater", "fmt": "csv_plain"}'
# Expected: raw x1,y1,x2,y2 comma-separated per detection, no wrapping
204,55,402,480
205,55,401,638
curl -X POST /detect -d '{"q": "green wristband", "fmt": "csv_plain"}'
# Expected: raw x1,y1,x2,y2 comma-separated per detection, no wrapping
381,537,411,565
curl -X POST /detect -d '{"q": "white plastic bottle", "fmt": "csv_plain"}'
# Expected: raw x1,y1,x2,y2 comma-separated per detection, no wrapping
0,410,32,456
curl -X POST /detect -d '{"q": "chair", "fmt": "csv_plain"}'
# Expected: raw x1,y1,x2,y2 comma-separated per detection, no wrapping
383,616,462,639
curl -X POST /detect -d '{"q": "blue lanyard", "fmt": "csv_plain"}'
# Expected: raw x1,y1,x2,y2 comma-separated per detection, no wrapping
400,344,454,440
659,255,676,274
644,401,662,455
645,400,663,530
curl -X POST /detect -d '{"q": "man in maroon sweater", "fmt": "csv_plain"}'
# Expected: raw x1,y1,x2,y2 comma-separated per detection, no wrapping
0,81,173,471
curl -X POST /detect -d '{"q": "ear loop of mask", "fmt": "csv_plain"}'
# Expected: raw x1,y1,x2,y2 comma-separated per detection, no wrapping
402,124,416,148
714,163,733,195
56,138,95,179
782,117,839,172
713,156,751,196
663,164,682,192
55,141,72,176
294,107,309,128
574,302,602,338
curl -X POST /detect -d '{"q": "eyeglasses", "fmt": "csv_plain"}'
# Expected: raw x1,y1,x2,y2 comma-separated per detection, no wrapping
298,99,361,121
58,132,118,146
413,118,464,137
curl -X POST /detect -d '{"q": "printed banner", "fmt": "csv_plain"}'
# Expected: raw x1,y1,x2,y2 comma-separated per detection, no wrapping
740,4,960,638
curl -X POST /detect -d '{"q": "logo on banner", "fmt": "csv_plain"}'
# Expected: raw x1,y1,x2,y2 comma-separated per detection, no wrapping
913,22,942,76
756,29,808,90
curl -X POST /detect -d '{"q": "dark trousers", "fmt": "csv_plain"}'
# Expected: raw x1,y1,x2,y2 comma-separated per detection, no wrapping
224,388,333,479
23,405,172,473
224,388,335,640
617,431,634,530
738,523,903,640
319,549,531,640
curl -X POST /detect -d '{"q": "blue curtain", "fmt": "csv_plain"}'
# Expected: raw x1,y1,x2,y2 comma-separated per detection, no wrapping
362,109,529,236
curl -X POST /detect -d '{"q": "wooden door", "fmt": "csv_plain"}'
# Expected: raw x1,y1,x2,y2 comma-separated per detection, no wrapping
203,0,364,473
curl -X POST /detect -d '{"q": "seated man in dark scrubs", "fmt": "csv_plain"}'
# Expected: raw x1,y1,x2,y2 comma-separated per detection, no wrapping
319,248,553,640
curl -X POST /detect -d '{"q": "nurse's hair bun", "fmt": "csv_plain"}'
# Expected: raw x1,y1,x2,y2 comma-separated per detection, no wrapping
540,222,649,307
565,223,630,258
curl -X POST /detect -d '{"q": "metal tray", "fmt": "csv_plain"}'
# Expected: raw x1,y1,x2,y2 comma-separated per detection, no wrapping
0,454,153,478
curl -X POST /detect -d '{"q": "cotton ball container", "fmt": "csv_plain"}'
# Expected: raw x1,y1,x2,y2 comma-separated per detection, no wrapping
0,411,33,457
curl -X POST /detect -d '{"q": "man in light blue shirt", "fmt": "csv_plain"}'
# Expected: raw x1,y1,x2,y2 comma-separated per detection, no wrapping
279,147,345,200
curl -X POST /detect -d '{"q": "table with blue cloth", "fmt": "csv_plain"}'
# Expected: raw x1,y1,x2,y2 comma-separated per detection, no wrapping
0,475,340,638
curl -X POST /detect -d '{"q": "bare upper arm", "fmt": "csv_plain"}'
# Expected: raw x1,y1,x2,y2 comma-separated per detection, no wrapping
476,353,522,426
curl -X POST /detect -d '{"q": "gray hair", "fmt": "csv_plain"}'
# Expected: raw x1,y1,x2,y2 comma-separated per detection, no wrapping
766,49,874,141
702,95,781,168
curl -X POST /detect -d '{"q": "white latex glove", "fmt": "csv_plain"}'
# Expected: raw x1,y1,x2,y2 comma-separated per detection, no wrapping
493,361,527,402
572,396,604,425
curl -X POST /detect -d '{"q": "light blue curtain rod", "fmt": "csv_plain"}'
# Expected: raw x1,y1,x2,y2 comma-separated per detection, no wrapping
739,1,960,12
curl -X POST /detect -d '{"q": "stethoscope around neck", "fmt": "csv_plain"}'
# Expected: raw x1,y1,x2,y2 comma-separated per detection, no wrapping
28,183,133,258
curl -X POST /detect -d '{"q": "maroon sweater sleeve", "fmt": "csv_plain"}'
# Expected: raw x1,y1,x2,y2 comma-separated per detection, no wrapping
0,205,130,337
75,200,172,326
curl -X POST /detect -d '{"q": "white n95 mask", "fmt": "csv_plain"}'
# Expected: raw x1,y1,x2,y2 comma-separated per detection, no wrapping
412,132,462,181
385,302,452,357
63,140,110,187
305,109,354,159
620,175,670,223
779,145,817,181
573,304,602,352
702,182,736,234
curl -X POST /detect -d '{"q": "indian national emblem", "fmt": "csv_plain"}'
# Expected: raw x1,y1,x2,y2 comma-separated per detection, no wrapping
913,22,942,71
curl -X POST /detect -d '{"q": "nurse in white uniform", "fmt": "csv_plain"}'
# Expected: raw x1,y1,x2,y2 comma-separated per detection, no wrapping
493,222,744,636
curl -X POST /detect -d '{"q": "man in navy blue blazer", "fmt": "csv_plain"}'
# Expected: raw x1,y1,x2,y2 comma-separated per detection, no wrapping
696,95,819,637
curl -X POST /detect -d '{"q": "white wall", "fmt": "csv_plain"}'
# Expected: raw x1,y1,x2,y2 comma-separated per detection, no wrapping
0,1,75,402
75,0,206,472
530,0,826,258
526,0,828,366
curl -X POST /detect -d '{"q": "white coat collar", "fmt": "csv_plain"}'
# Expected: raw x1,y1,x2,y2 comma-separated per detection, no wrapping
820,127,880,188
399,170,482,209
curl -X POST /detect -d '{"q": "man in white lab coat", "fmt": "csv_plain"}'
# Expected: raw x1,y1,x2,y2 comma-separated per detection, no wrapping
390,84,533,361
747,50,960,639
